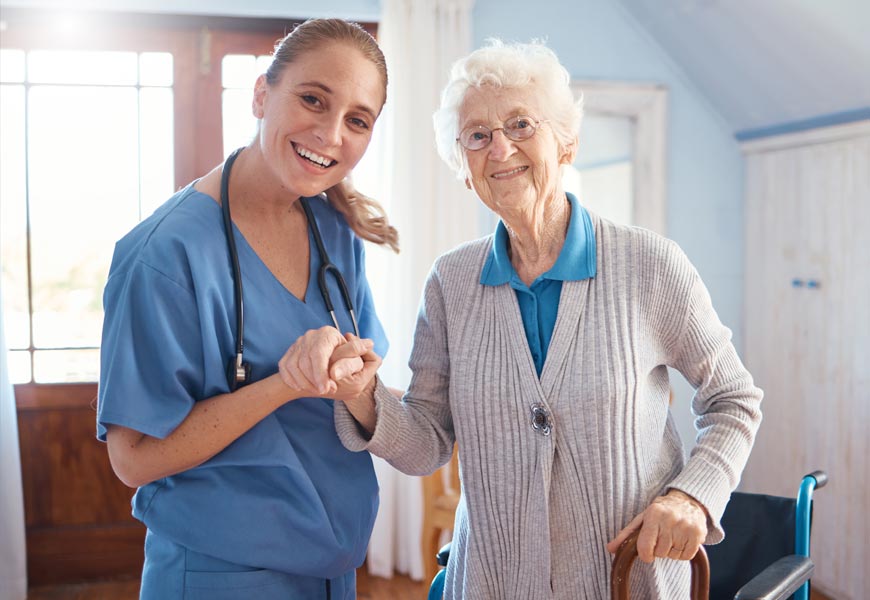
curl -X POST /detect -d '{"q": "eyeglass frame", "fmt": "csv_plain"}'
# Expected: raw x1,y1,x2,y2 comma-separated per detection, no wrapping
455,115,550,151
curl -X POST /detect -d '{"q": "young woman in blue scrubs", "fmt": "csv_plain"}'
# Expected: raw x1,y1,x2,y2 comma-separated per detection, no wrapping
97,19,397,600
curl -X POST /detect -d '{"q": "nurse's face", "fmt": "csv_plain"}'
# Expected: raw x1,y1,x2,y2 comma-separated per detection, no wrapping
252,42,385,199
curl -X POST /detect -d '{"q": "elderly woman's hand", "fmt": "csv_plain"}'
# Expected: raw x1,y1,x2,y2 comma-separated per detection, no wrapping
278,326,373,396
606,489,708,563
326,333,382,403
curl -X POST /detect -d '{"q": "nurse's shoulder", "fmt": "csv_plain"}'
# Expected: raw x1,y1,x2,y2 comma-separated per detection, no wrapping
107,181,225,285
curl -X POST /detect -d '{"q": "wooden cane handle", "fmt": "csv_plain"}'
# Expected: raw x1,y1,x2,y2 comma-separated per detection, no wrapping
610,529,710,600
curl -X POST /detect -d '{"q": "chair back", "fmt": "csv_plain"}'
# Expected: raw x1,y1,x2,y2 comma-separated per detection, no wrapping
421,445,461,583
706,492,796,600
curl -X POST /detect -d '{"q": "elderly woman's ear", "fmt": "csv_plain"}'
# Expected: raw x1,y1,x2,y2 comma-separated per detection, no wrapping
559,138,578,166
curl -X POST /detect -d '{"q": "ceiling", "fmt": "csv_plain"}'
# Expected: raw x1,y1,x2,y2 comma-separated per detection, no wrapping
615,0,870,136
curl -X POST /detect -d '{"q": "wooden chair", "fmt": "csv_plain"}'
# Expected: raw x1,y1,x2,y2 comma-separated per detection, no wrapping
421,444,460,584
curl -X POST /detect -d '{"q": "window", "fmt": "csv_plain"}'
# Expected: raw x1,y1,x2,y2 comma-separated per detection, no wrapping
1,48,175,383
1,11,371,384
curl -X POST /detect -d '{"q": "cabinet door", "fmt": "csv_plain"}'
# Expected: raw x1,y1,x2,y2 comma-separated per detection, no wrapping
742,133,870,599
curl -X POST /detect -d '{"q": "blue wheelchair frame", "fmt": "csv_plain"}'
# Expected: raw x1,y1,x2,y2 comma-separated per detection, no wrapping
428,471,827,600
793,471,826,600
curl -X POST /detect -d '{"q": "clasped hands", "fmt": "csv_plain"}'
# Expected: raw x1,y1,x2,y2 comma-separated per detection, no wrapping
278,326,381,402
606,489,709,563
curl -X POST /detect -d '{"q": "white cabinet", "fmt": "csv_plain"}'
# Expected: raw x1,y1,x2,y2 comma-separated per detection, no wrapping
742,123,870,599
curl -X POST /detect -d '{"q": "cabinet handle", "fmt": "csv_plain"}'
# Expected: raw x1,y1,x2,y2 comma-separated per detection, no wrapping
792,279,804,288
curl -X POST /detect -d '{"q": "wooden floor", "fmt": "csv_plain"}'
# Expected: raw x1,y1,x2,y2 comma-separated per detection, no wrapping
27,571,834,600
27,566,428,599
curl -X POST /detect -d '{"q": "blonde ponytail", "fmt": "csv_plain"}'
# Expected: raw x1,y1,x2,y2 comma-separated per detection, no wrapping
325,180,399,253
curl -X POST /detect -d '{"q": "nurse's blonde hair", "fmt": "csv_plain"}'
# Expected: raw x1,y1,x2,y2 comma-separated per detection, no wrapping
266,19,399,252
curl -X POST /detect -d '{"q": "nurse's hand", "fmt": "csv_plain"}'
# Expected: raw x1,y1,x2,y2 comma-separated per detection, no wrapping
606,489,708,563
278,326,371,396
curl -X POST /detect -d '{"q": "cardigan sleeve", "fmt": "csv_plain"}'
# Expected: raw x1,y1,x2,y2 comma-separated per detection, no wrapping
666,269,764,544
335,263,455,476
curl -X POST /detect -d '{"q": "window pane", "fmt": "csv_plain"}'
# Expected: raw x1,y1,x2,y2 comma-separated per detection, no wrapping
221,55,270,157
576,114,635,168
28,85,140,348
564,161,634,225
221,54,258,89
256,55,272,75
33,348,99,383
139,52,173,87
6,350,32,384
564,113,635,226
222,88,258,158
28,50,138,85
0,49,26,83
139,87,175,218
0,84,30,349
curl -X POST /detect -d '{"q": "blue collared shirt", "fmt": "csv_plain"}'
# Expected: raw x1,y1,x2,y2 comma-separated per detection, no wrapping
479,192,596,376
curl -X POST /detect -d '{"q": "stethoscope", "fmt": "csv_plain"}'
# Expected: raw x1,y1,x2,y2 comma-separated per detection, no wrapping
220,147,360,391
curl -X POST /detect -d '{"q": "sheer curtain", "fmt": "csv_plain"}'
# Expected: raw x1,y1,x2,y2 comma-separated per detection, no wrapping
0,292,27,600
355,0,477,581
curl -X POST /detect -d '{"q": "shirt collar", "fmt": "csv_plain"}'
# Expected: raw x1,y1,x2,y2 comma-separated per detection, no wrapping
479,192,597,286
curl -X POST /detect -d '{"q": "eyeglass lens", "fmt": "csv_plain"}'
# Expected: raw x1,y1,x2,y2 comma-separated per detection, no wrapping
459,116,538,150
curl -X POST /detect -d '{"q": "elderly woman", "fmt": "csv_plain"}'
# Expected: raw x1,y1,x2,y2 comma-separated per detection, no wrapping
281,39,762,599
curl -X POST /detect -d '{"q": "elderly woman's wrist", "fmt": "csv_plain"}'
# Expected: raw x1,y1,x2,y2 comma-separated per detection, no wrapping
343,376,378,433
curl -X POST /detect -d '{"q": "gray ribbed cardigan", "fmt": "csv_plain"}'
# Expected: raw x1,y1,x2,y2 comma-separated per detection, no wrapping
336,213,763,599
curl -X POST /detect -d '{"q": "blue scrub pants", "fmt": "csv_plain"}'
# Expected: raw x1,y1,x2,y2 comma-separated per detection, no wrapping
141,529,356,600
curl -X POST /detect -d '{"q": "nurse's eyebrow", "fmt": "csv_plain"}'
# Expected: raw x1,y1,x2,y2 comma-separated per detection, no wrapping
298,81,378,120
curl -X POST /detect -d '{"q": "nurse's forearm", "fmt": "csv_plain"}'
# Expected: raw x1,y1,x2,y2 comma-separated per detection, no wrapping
106,374,301,488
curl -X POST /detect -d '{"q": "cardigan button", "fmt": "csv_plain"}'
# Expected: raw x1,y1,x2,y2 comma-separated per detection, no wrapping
530,404,552,436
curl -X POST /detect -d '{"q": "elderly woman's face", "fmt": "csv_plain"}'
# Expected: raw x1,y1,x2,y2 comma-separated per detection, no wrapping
459,85,572,216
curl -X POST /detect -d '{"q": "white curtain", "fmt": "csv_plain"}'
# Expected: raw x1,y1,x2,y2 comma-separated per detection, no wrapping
0,292,27,600
355,0,476,581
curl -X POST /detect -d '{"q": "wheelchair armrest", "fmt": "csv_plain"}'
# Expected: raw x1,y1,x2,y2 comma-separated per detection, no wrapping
437,542,452,567
733,555,814,600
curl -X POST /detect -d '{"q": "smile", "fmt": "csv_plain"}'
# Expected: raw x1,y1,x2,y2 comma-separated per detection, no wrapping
491,166,528,179
293,143,335,168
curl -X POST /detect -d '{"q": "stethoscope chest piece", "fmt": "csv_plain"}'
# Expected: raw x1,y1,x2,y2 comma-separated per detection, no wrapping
226,353,252,392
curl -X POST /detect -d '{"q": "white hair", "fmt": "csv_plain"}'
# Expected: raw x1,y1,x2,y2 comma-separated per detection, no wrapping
433,38,584,180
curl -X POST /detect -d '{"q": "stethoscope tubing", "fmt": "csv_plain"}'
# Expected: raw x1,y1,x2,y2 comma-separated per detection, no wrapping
298,197,360,337
221,148,246,374
220,147,360,388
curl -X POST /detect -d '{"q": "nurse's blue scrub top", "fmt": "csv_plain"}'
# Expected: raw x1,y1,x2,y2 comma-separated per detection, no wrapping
97,183,387,578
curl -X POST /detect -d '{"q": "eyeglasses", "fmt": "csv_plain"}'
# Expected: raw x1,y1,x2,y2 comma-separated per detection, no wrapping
456,115,548,151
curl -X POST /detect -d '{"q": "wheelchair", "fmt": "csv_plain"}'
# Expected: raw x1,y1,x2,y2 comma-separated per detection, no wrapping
428,471,827,600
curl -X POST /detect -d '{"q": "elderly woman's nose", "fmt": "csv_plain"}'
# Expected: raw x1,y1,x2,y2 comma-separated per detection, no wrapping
487,129,516,160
